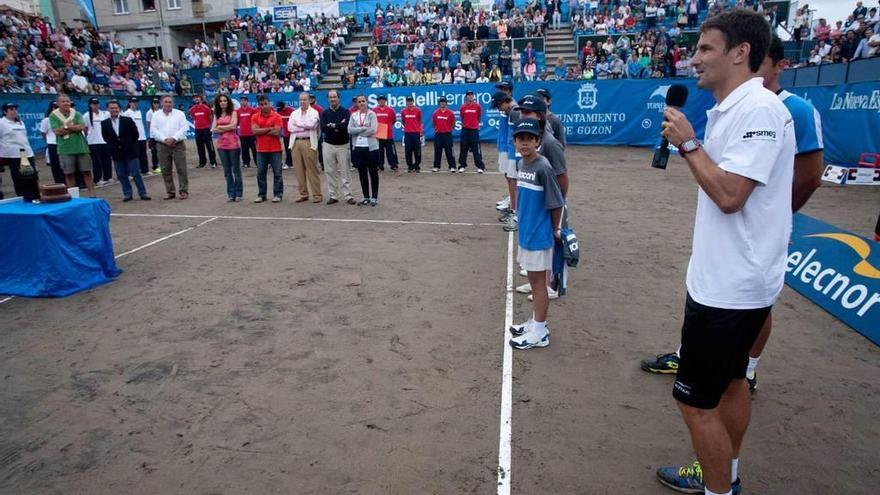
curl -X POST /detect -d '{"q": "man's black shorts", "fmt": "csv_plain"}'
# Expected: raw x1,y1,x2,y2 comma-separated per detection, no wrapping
673,293,771,409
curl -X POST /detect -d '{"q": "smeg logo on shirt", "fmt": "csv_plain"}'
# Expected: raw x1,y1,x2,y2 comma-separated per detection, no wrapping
741,129,776,140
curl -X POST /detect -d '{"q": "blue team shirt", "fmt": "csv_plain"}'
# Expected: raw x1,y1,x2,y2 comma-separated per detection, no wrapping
516,154,565,251
497,111,508,153
779,90,823,155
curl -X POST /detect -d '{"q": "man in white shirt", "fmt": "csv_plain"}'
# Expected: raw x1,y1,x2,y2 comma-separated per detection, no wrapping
0,102,36,199
149,96,190,200
71,68,89,93
122,97,149,174
84,98,113,185
145,98,162,173
654,10,795,495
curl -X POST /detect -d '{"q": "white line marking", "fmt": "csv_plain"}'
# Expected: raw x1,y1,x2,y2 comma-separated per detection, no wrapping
0,216,219,305
114,216,219,259
111,213,497,228
497,231,514,494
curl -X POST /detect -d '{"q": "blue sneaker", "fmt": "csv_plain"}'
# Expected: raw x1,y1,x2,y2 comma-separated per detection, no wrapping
656,461,704,493
657,461,743,494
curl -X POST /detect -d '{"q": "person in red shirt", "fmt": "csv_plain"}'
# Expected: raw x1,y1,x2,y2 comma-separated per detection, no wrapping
400,96,423,172
275,100,294,169
309,94,324,115
250,95,284,203
372,95,399,172
236,95,257,168
458,90,485,173
188,94,217,168
431,97,456,172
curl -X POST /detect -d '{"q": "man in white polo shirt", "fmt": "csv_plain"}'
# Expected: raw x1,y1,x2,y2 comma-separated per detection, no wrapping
653,9,796,495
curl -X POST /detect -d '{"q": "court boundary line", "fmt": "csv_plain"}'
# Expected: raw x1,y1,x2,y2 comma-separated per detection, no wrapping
0,216,219,305
113,216,218,259
111,212,498,228
496,231,515,494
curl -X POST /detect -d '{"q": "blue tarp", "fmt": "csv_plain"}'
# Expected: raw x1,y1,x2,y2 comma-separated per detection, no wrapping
0,198,121,297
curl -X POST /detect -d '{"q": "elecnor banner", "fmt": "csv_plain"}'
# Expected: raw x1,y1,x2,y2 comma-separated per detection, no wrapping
786,213,880,346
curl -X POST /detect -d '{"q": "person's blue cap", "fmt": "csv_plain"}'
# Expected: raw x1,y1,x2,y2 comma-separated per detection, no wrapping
495,81,513,91
518,93,547,113
513,118,542,137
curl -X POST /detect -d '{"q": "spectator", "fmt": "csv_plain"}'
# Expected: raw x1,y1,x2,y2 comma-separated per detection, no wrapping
321,90,354,204
348,94,380,206
189,94,217,169
84,98,112,185
288,92,322,203
101,100,150,201
251,94,284,203
212,94,242,202
150,95,190,200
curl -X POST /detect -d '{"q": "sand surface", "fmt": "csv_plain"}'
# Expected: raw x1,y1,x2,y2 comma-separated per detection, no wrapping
1,142,878,494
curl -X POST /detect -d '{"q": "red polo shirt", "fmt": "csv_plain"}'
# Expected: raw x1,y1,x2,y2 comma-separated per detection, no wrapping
459,102,481,130
401,107,423,134
277,106,293,137
236,105,255,136
432,107,455,134
251,110,283,153
372,104,397,140
188,103,212,130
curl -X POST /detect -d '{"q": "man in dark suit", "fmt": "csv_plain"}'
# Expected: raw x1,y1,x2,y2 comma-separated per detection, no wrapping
102,100,151,201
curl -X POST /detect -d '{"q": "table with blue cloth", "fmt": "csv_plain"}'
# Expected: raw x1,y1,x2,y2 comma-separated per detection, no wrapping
0,198,121,297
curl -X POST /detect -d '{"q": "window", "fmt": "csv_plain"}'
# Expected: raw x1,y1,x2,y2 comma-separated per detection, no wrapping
113,0,130,14
167,0,180,9
142,0,155,11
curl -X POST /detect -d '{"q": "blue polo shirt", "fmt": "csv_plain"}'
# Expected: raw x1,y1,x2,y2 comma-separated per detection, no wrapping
516,154,565,251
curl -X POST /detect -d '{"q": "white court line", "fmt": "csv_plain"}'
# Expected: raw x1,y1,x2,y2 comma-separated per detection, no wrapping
496,231,515,494
0,216,219,305
114,216,218,259
111,212,497,228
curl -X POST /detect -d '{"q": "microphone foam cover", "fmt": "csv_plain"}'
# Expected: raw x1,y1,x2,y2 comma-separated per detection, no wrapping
665,84,689,108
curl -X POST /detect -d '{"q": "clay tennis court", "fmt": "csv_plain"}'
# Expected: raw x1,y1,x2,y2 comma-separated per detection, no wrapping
1,144,878,494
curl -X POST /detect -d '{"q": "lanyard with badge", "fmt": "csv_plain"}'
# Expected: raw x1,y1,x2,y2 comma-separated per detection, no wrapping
355,111,368,148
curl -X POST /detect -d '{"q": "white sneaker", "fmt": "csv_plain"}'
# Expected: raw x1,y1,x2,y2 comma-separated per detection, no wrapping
528,287,559,301
432,168,440,173
282,165,290,170
509,324,550,350
515,283,532,294
477,169,484,174
458,167,465,173
496,197,510,210
97,180,107,187
519,269,527,277
509,318,533,337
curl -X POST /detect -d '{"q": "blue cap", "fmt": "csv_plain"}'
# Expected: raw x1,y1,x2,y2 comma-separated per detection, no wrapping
513,118,542,137
517,93,547,113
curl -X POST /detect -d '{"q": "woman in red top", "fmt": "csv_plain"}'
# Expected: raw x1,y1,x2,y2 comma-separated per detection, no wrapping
212,94,242,202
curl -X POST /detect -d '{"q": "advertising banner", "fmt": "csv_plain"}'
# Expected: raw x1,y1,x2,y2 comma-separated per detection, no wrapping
786,213,880,345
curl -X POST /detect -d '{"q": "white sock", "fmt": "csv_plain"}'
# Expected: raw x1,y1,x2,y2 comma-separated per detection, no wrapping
731,458,739,483
532,320,547,334
675,345,681,358
704,489,731,495
746,357,760,379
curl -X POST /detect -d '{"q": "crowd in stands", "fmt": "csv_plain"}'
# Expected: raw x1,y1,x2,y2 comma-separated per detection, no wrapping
795,2,880,65
2,1,879,96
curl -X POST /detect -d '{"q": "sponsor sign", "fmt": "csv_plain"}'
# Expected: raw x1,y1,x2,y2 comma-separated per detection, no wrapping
822,165,880,186
273,5,298,22
786,213,880,345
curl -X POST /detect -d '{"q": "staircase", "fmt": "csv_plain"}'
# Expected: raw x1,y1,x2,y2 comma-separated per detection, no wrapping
319,32,372,90
543,23,578,70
